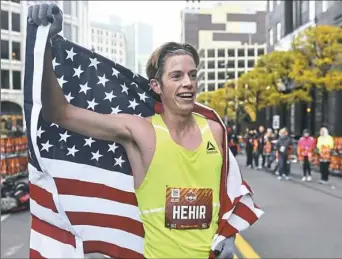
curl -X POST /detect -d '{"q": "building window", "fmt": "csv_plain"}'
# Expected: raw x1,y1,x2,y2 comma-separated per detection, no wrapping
268,0,274,12
207,49,215,58
12,13,20,32
258,48,264,56
276,22,282,41
13,71,21,90
1,11,9,30
218,49,225,58
208,83,215,91
1,40,9,59
1,70,10,89
248,60,255,68
269,28,274,46
63,1,72,15
218,72,225,80
12,42,20,61
238,60,245,69
63,23,72,40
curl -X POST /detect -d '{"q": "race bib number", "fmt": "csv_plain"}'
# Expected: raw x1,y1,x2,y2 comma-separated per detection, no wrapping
280,146,286,152
165,187,213,230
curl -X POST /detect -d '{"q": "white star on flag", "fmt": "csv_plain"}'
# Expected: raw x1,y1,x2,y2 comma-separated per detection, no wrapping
108,142,119,153
104,91,116,102
121,83,128,94
131,82,138,88
59,131,71,142
87,98,98,110
65,47,77,61
89,57,100,69
52,57,60,70
37,127,45,138
67,145,79,157
138,92,149,102
57,75,67,88
73,65,84,78
97,74,109,87
132,72,139,78
50,123,59,128
79,82,91,94
84,137,95,147
91,150,103,161
114,156,125,167
112,67,119,78
41,140,53,152
128,99,139,110
65,92,74,103
111,106,122,114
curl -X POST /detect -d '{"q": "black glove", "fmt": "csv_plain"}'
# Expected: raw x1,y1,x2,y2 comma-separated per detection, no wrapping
27,2,63,39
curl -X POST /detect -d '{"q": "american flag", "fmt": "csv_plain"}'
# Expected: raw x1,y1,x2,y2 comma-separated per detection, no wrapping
24,23,264,259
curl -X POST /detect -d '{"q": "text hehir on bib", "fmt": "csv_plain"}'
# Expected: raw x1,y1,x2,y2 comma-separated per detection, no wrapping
165,187,213,230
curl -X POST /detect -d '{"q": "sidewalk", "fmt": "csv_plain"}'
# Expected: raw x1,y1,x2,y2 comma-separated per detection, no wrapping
236,154,342,199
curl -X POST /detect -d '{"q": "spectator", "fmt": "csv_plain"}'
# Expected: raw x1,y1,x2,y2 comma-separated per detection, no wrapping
316,127,334,184
275,128,292,180
297,129,315,181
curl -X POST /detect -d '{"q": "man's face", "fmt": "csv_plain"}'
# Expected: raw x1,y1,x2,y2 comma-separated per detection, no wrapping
259,126,264,133
154,55,197,115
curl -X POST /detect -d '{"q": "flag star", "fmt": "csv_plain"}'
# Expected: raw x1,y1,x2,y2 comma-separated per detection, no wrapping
128,98,139,110
84,137,95,147
91,150,103,161
111,105,122,114
108,142,119,153
79,82,91,94
37,127,45,138
73,65,84,78
65,47,77,61
87,98,98,110
132,72,139,78
59,131,71,142
50,123,59,128
52,57,60,70
114,156,126,167
121,83,128,94
104,91,116,102
41,140,53,152
89,57,100,69
135,113,143,117
97,74,109,87
65,92,74,103
112,67,120,78
138,92,149,102
57,75,67,88
67,145,79,157
131,82,138,88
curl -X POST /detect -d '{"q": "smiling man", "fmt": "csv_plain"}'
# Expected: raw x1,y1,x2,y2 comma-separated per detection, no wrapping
28,2,252,258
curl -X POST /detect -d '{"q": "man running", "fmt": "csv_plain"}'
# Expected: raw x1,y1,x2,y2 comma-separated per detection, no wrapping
28,3,245,258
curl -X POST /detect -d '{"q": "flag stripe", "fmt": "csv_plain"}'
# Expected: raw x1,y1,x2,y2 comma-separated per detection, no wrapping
29,249,46,259
54,178,138,206
31,215,76,247
66,212,144,237
29,183,58,213
83,241,144,259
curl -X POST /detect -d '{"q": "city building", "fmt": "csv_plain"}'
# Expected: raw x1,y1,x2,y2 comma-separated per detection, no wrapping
90,16,126,66
124,22,153,78
1,0,89,131
180,1,267,92
265,0,342,136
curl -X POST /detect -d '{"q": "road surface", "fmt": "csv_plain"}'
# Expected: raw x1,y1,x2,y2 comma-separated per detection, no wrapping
1,157,342,258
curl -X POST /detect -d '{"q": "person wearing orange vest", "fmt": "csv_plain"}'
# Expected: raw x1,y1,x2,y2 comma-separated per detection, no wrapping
297,129,315,181
316,127,334,184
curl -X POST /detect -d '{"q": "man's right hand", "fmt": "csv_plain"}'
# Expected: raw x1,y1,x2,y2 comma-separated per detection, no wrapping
27,3,63,38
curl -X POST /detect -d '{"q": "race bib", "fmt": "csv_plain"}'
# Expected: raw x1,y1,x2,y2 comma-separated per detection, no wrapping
165,187,213,230
280,146,286,152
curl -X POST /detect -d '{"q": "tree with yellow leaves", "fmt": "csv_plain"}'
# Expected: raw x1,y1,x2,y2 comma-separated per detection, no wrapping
291,25,342,124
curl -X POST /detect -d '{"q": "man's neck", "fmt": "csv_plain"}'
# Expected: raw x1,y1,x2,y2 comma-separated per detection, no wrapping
160,110,195,136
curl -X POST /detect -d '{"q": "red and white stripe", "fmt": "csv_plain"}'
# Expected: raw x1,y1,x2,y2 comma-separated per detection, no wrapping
28,26,263,258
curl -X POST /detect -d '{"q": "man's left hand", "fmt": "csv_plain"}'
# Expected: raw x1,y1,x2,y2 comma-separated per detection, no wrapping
214,235,236,259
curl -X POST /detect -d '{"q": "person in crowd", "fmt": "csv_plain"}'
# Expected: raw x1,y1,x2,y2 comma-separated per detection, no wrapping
297,129,315,181
228,127,239,157
316,127,334,184
264,128,274,168
275,128,292,180
256,126,266,169
245,129,255,168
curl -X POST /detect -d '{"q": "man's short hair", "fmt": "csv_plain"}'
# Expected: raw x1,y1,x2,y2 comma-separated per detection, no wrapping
145,42,199,82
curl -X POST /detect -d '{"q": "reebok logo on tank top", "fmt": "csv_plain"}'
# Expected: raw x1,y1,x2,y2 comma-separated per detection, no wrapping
206,141,217,154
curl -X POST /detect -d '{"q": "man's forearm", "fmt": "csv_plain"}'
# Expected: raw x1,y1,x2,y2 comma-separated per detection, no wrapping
41,43,68,123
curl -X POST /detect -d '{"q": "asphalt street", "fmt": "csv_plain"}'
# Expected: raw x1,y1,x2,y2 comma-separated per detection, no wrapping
1,156,342,258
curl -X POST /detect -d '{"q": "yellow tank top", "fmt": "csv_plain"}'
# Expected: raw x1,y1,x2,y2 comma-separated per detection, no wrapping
135,113,222,258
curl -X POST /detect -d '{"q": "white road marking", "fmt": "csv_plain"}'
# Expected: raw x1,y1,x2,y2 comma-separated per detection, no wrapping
1,214,11,222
